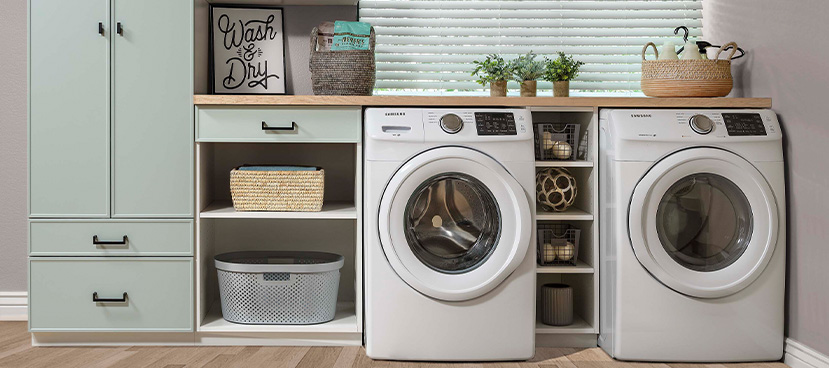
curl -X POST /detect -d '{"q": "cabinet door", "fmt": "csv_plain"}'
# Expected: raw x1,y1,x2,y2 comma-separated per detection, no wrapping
29,0,111,217
111,0,193,217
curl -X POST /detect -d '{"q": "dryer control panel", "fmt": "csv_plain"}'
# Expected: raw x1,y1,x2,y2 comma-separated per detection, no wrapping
722,113,767,136
365,108,532,143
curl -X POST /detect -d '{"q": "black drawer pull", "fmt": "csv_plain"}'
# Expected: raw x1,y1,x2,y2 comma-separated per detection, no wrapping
116,22,123,35
262,121,296,131
92,235,128,245
93,292,128,303
98,22,104,36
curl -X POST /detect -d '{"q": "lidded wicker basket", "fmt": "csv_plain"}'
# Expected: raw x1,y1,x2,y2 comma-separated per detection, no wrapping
230,165,324,212
641,42,738,97
309,26,376,96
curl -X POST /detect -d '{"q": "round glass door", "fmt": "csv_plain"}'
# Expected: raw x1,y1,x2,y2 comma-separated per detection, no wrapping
628,148,779,298
379,147,532,302
405,173,501,274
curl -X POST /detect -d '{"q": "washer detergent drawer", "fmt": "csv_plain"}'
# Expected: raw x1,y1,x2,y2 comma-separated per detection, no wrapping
29,258,193,332
197,106,361,143
29,220,193,256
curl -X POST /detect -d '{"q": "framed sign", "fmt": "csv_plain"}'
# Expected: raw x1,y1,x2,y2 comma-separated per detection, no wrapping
210,5,286,94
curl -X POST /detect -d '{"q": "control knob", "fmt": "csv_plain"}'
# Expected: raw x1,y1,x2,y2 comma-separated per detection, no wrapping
440,114,464,134
689,114,714,135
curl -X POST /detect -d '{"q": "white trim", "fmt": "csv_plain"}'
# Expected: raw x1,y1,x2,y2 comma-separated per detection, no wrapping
786,339,829,368
0,292,28,321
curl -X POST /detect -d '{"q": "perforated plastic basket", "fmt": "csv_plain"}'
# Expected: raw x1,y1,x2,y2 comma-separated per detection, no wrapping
214,251,344,325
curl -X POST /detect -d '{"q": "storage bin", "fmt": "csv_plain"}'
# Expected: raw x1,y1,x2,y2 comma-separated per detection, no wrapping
541,283,574,326
229,165,324,212
215,251,344,325
537,223,581,266
534,123,581,161
309,26,376,96
641,42,738,98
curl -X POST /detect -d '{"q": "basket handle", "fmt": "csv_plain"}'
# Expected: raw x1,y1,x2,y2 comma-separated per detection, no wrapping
310,25,376,56
642,42,659,61
713,42,739,62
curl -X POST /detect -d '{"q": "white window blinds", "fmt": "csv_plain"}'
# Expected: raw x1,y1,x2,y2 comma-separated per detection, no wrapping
359,0,703,95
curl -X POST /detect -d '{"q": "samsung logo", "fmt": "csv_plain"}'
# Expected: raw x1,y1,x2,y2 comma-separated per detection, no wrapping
385,112,406,116
631,114,652,118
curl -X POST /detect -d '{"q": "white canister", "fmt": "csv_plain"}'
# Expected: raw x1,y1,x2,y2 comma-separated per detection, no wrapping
658,41,679,60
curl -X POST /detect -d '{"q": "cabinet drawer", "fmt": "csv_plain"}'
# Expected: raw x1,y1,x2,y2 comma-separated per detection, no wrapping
197,106,361,143
30,220,193,256
29,258,193,332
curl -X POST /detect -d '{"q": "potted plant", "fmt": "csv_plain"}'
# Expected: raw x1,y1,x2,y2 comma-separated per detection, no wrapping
544,52,585,97
472,54,512,97
510,51,545,97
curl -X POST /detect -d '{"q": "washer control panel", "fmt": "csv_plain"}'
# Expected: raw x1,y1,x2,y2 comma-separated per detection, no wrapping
722,113,767,136
474,112,517,135
689,114,714,135
439,113,464,134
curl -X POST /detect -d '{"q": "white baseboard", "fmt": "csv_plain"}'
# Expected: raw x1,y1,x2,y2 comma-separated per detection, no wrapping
0,292,27,321
786,339,829,368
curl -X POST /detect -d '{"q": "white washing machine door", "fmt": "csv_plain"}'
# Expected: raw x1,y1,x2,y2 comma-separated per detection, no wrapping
378,146,532,302
628,148,779,299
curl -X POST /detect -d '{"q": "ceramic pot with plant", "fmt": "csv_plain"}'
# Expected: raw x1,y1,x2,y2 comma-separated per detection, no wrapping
544,52,585,97
510,51,545,97
472,54,512,97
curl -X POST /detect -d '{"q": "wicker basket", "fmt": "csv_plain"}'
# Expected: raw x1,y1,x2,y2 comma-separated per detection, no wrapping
641,42,738,97
230,166,324,212
309,27,376,96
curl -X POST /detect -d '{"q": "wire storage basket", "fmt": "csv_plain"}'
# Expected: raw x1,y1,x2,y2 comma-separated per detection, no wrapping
215,251,344,325
537,223,581,266
534,123,581,161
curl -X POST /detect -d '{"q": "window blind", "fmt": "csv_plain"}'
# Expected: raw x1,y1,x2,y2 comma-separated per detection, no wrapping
359,0,703,95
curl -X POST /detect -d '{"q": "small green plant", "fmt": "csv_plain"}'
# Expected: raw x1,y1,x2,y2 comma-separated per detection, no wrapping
509,51,545,82
471,54,512,85
544,52,585,82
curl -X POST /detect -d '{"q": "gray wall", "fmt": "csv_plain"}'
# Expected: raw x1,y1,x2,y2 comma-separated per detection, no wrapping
704,0,829,355
0,0,29,292
0,1,355,293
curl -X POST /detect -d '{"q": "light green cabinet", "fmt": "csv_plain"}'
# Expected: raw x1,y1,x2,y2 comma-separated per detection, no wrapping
29,0,193,218
29,0,111,217
112,0,193,217
197,106,362,143
30,220,193,256
29,258,193,332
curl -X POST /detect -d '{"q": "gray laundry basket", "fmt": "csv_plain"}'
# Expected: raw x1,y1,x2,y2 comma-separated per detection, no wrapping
214,251,344,325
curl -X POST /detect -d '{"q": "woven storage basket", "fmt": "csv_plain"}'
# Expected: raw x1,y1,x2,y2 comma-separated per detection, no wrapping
230,166,324,212
641,42,738,97
309,26,376,96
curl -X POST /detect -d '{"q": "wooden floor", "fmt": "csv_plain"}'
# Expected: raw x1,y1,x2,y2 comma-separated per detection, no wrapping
0,323,787,368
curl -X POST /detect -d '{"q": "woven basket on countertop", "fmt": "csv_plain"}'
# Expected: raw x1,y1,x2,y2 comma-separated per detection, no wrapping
230,165,324,212
309,26,376,96
641,42,738,97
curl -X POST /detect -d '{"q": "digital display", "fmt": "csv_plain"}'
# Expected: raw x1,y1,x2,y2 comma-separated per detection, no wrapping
722,113,767,136
475,112,517,136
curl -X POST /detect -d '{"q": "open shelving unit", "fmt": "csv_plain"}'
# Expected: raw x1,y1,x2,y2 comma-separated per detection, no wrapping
530,107,600,348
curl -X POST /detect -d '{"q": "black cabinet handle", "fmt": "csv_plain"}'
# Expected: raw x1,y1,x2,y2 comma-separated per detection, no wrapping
262,121,297,131
98,22,104,36
92,235,128,245
93,292,128,303
116,22,123,36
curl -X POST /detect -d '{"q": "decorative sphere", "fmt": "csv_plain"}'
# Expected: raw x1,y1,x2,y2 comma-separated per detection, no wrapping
554,242,576,261
541,243,556,263
540,131,555,150
536,167,578,212
551,141,573,160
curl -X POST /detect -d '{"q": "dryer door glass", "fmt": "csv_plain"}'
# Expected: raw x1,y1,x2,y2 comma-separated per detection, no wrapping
656,173,753,272
404,173,501,273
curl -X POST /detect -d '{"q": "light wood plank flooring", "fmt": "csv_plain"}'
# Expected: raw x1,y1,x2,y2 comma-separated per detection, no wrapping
0,323,787,368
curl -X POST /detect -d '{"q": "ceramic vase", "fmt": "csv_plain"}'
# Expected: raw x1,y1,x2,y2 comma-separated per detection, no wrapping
490,80,507,97
554,81,570,97
520,80,537,97
541,283,574,326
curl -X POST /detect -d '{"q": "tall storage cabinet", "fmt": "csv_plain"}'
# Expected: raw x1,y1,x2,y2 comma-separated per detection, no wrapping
28,0,194,337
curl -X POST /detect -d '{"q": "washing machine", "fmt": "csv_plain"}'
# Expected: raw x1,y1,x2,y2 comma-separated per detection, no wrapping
364,108,536,361
599,109,785,362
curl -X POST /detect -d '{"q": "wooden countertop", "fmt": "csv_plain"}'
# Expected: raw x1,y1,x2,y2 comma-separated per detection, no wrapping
194,95,771,108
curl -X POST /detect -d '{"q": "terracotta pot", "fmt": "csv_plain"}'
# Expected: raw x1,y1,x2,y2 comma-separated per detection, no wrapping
520,80,537,97
553,81,570,97
490,80,507,97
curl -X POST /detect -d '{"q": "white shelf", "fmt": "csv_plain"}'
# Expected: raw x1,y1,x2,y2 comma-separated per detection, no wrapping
200,201,357,219
535,314,594,334
199,301,360,333
535,160,594,168
536,206,594,221
537,260,594,274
